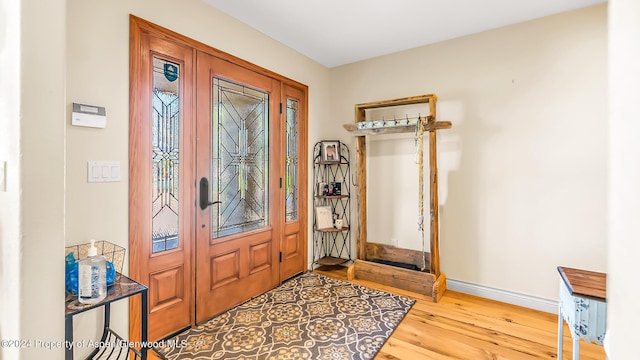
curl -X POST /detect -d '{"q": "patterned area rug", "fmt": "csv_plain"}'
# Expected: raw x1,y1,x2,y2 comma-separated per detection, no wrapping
155,272,415,360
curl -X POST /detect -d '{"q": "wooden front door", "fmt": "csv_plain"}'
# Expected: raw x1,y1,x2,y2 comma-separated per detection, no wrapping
130,16,308,341
195,52,282,321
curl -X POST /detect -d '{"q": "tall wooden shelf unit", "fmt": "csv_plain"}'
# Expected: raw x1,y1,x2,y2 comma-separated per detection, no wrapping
343,94,451,302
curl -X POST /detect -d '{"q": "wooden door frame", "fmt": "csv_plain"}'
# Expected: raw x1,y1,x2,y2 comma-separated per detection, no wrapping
129,15,308,342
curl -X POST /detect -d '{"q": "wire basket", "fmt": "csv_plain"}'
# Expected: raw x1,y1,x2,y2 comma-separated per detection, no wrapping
65,240,125,282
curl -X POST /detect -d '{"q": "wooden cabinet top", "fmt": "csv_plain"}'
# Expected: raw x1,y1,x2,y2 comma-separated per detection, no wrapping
557,266,606,301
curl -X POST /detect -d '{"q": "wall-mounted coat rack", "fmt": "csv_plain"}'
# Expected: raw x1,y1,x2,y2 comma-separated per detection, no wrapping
343,94,451,302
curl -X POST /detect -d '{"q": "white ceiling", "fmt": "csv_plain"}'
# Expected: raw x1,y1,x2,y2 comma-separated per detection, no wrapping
204,0,605,68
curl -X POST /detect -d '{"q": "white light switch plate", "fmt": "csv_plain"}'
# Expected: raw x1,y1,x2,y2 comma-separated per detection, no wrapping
0,161,6,192
88,161,121,183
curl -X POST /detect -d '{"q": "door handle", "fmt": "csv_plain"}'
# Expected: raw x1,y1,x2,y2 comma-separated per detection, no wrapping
199,177,221,210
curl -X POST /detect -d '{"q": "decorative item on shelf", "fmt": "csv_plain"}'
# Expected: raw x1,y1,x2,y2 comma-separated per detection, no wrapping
65,240,124,285
77,240,107,304
317,182,327,196
321,140,340,163
329,182,341,195
65,241,125,272
335,217,344,230
315,206,334,230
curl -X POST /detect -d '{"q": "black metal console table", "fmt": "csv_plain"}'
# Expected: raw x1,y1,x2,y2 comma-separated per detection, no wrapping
65,273,148,360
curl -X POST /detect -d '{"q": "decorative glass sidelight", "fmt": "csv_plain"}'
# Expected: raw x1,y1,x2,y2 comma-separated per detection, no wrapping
285,98,299,222
151,57,180,253
211,78,269,238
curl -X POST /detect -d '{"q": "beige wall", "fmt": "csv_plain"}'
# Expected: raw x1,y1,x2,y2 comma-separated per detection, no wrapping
20,0,67,355
65,0,330,354
607,0,640,357
0,0,67,359
330,4,608,300
0,0,22,358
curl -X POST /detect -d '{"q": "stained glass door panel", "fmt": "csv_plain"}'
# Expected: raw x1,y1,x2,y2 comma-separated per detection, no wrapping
152,57,180,253
285,98,298,222
211,78,269,238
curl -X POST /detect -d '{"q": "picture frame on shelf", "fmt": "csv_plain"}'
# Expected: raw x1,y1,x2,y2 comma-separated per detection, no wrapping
329,182,341,195
321,141,340,163
317,182,327,196
315,206,334,230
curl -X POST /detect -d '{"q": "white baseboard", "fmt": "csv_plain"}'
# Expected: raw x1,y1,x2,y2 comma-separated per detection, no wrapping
447,278,558,314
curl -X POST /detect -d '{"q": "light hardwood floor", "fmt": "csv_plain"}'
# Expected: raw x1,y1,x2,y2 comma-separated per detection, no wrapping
316,267,606,360
148,268,606,360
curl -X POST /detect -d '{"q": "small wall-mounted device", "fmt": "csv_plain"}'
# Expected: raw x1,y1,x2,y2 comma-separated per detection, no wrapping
72,103,107,128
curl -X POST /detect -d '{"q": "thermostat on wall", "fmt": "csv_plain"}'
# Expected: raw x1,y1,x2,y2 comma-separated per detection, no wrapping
72,103,107,128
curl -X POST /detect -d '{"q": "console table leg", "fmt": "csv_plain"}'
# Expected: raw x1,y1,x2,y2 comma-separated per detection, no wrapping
141,289,148,359
65,315,73,360
557,306,563,360
572,335,580,360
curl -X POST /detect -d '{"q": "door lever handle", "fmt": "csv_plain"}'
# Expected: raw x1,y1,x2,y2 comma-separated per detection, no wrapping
199,177,221,210
202,200,221,209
